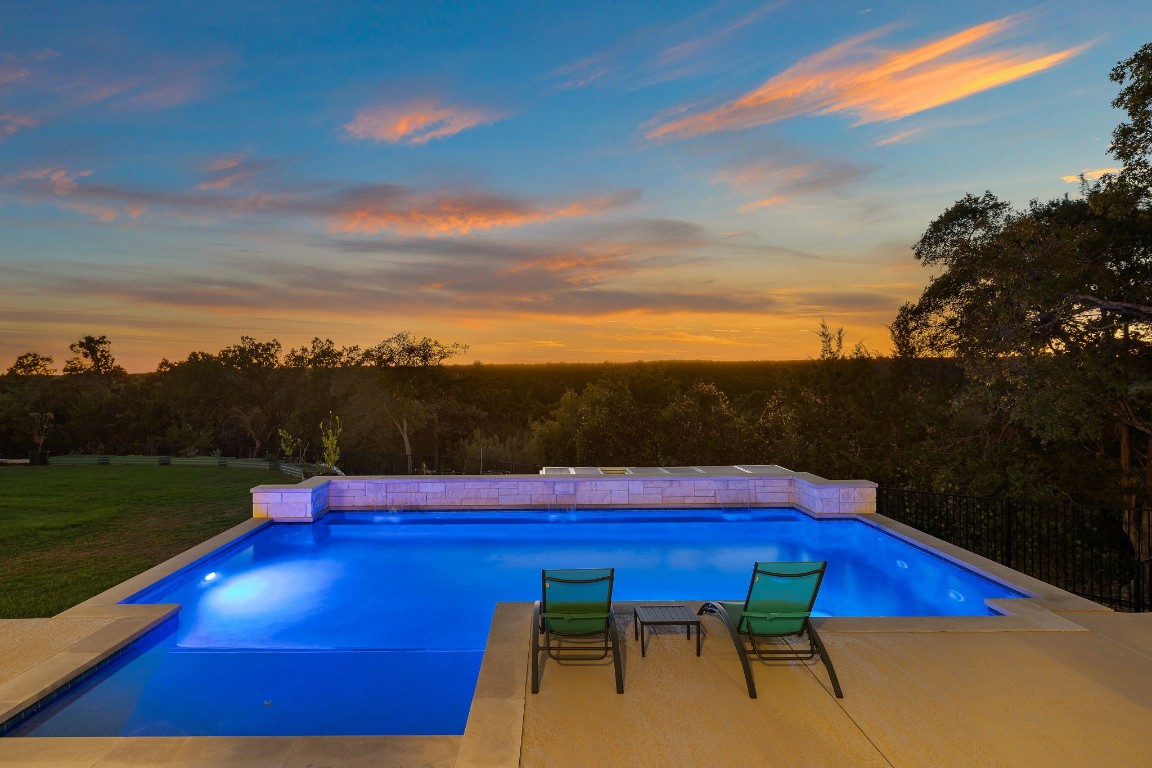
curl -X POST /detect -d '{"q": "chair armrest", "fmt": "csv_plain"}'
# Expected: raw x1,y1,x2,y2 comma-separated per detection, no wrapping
741,611,809,621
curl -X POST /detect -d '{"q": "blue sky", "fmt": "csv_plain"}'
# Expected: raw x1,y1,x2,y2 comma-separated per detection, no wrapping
1,0,1148,370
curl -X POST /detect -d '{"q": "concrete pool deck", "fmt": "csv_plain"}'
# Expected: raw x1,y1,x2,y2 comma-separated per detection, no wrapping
516,605,1152,768
3,603,1152,767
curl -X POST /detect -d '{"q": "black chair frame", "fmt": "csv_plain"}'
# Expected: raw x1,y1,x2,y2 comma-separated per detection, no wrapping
530,569,624,694
698,563,843,699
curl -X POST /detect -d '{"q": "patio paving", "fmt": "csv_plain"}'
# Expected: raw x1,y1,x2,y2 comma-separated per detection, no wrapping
519,607,1152,768
2,605,1151,766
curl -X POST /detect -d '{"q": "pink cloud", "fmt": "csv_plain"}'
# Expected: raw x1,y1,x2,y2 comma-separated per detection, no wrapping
196,173,248,191
3,163,142,221
0,66,30,87
548,2,784,92
548,57,613,91
714,153,868,210
654,2,782,70
344,99,504,145
205,156,244,171
59,59,214,110
128,78,207,108
0,112,38,140
647,16,1087,139
2,158,638,236
11,166,92,195
195,157,270,191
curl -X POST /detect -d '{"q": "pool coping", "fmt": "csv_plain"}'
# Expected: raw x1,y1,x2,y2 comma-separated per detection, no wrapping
0,519,271,734
0,505,1112,766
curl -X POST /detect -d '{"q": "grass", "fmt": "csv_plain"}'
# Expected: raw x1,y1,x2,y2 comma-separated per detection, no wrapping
0,465,270,618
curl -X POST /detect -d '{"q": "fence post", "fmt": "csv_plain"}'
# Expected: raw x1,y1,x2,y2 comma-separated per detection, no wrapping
1002,497,1014,570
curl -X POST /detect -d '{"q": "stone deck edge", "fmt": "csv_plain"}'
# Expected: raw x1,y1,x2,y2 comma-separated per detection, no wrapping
251,467,880,522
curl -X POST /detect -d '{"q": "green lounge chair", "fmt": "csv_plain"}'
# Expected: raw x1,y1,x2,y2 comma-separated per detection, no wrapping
531,568,624,694
698,561,843,699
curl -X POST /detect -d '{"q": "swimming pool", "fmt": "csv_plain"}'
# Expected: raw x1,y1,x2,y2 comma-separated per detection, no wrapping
7,508,1025,737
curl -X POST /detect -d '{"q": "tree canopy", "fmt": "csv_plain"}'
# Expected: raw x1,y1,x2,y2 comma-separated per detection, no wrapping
62,335,126,375
891,43,1152,535
5,352,56,377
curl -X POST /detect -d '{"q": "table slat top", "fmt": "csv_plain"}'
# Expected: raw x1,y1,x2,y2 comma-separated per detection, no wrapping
634,604,699,624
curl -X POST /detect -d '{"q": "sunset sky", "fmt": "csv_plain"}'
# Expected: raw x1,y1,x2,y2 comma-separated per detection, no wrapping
1,1,1148,371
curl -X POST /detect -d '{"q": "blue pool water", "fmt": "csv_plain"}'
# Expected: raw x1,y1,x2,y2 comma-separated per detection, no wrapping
9,508,1025,737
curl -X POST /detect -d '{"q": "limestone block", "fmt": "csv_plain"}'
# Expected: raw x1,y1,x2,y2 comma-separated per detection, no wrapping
836,501,875,515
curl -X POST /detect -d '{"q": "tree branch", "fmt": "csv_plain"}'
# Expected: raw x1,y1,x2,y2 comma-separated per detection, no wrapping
1067,294,1152,322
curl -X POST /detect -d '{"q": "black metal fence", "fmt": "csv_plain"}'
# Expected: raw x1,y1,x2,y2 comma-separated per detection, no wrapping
878,488,1151,612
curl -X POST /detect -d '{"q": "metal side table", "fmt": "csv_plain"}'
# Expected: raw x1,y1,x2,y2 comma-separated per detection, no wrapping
633,604,702,657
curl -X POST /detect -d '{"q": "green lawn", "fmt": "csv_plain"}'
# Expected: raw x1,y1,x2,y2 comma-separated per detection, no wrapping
0,465,269,618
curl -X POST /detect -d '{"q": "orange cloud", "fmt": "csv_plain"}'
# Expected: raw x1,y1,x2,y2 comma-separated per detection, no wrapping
1061,167,1121,183
647,16,1087,139
344,99,503,144
501,252,622,287
874,128,925,146
331,190,637,236
738,196,787,212
503,253,618,274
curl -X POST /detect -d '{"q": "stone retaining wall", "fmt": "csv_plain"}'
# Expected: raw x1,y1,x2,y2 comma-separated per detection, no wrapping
251,466,876,522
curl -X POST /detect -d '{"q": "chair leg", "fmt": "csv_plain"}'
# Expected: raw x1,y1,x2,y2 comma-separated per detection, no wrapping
698,603,757,699
530,602,541,694
807,620,843,698
609,617,624,694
